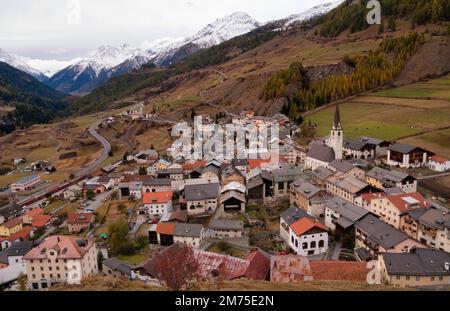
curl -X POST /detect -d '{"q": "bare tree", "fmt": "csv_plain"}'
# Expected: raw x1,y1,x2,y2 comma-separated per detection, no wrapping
151,244,200,291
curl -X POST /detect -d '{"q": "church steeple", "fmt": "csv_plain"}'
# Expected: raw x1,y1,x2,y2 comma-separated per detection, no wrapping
333,104,342,130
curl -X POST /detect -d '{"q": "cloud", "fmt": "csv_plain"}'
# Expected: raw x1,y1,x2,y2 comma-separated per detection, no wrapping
49,48,68,54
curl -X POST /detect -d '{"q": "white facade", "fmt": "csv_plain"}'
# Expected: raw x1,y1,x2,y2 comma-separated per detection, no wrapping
428,159,450,172
288,227,328,256
386,150,428,169
186,199,218,215
173,235,203,248
144,201,173,218
305,157,330,171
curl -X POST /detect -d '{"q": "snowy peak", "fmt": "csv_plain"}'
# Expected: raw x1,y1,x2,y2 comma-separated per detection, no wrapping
0,48,47,81
282,1,344,28
188,11,260,48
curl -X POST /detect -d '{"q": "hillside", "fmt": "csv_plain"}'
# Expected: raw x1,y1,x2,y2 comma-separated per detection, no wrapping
0,62,68,134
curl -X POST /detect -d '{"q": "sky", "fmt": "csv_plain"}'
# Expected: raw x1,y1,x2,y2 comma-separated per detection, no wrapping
0,0,327,60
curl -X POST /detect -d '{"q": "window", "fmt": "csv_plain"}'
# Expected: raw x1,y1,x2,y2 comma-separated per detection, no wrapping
396,276,400,280
416,276,420,281
310,241,316,248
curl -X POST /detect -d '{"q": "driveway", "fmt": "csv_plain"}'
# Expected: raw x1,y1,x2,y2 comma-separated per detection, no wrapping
83,190,113,212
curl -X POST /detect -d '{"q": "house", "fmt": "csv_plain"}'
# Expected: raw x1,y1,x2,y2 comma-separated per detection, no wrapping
147,159,171,176
0,226,34,251
29,160,55,172
246,170,273,202
279,142,306,164
118,181,143,200
164,210,188,224
358,137,391,156
324,197,370,234
326,175,380,204
172,223,204,248
218,183,246,217
10,175,41,193
0,241,34,285
23,235,98,289
62,185,83,201
127,149,158,164
156,168,184,181
361,192,427,229
141,192,173,218
199,164,220,181
272,167,302,199
22,208,44,225
220,165,245,186
31,214,51,229
289,215,328,256
428,155,450,172
387,143,433,168
379,248,450,288
83,183,106,197
270,255,313,283
366,167,418,193
208,219,244,239
343,139,375,160
280,206,311,242
305,142,335,171
102,257,134,280
290,178,328,217
67,213,96,233
415,208,450,252
182,161,207,175
122,166,139,176
183,183,220,215
142,178,172,193
149,223,175,246
0,203,22,224
232,159,249,176
354,214,425,261
97,176,117,190
0,218,23,237
310,166,334,188
329,159,366,180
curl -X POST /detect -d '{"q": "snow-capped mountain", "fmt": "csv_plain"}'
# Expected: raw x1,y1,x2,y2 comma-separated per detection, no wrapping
48,12,261,94
22,57,80,78
0,48,48,82
280,1,344,29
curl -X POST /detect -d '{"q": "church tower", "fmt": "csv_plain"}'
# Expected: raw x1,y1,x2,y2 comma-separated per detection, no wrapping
328,104,343,159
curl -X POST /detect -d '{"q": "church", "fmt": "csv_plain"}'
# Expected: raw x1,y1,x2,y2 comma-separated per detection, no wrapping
305,104,343,170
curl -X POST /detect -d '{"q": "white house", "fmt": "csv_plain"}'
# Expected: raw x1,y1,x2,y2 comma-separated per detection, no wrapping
288,216,329,257
386,143,432,169
10,175,41,193
172,223,204,248
142,192,173,218
428,156,450,172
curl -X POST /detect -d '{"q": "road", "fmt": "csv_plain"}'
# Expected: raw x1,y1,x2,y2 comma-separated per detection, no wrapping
76,119,112,177
83,190,113,212
417,172,450,180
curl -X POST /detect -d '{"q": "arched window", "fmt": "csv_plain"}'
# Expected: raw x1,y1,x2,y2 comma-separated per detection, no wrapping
319,240,325,248
302,242,308,249
310,241,316,248
190,205,195,210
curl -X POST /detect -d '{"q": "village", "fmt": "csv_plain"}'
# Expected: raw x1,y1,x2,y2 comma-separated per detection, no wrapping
0,104,449,291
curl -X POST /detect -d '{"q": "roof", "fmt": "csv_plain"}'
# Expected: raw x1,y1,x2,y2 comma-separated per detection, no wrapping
7,226,33,242
389,143,428,154
184,183,220,201
270,255,313,283
307,142,335,163
333,104,342,129
31,214,51,228
67,213,95,224
182,161,206,171
329,159,356,173
143,191,173,204
387,192,427,213
1,217,22,229
325,197,369,224
143,178,172,187
248,158,272,170
355,214,410,249
429,155,449,164
383,249,450,276
25,208,44,218
280,205,312,226
157,168,184,175
290,179,321,199
0,249,7,264
5,241,34,257
290,218,327,236
242,250,271,280
310,261,370,282
221,181,246,194
366,167,413,184
103,257,134,276
221,165,244,179
272,168,302,183
209,219,244,231
168,210,188,223
418,208,450,230
172,223,203,238
23,236,94,260
193,248,249,280
311,166,334,181
12,175,40,185
0,204,22,219
344,139,370,151
358,136,387,146
219,190,246,204
156,223,176,235
327,175,370,194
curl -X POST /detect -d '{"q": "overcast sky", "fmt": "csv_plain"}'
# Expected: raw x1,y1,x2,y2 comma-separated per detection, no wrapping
0,0,326,60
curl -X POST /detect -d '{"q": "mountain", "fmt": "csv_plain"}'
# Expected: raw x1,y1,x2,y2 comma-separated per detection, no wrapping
0,48,48,82
47,12,261,95
0,61,68,134
22,57,80,78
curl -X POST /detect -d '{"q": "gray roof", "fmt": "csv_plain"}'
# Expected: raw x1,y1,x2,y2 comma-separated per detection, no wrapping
280,205,312,226
221,165,243,179
358,136,388,146
13,175,40,185
290,179,321,199
307,142,335,163
327,175,370,194
143,178,172,186
209,219,244,231
389,143,426,154
355,214,409,249
311,166,334,181
173,223,203,238
119,181,142,190
157,168,184,175
344,139,370,151
383,249,450,276
103,257,134,276
6,241,34,257
272,168,302,183
366,167,413,184
0,204,22,219
184,183,220,201
330,159,356,173
0,250,8,264
325,197,369,224
418,208,450,230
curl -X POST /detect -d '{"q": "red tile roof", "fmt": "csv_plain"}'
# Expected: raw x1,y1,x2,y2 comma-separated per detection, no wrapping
387,192,427,212
1,217,22,229
361,192,385,203
67,213,95,224
248,158,271,170
243,250,270,280
25,208,44,218
182,161,207,171
429,155,449,164
31,214,51,228
156,223,176,235
310,261,370,282
143,192,173,204
290,218,327,236
24,236,94,260
7,226,33,242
